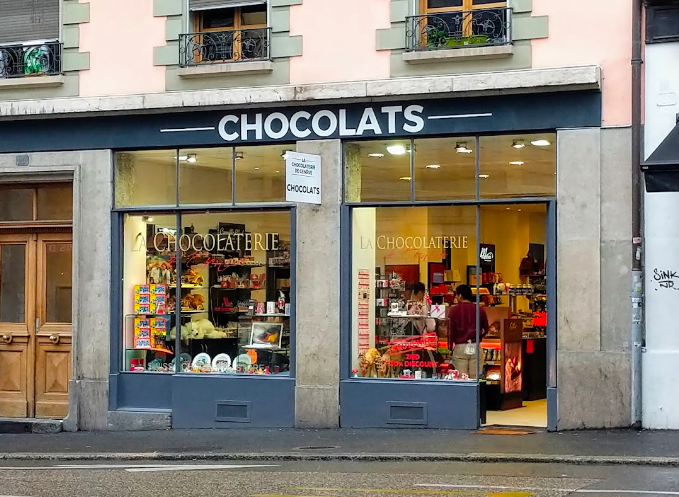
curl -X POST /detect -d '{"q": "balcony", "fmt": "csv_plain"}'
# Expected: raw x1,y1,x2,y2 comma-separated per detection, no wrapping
405,7,512,53
0,41,62,79
179,27,272,67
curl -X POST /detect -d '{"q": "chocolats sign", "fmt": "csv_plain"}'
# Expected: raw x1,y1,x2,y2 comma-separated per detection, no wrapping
0,92,602,154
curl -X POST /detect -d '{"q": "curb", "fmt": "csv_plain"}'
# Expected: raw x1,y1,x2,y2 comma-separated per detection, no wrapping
0,452,678,467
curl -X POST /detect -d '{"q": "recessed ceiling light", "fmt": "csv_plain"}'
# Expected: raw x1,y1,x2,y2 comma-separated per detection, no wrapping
387,144,407,155
509,161,525,166
518,209,522,212
426,164,441,169
506,207,511,210
174,155,188,161
186,154,197,163
275,170,280,173
235,152,244,160
455,142,473,154
512,140,525,149
254,167,260,170
479,174,490,179
531,139,551,147
368,153,384,158
399,176,412,181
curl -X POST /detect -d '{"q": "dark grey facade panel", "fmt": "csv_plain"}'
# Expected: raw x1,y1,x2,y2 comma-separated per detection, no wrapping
645,171,679,192
340,380,479,429
172,375,295,428
115,373,173,410
0,0,59,44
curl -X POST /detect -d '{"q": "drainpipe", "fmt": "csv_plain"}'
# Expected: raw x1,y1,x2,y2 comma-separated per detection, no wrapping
631,0,644,429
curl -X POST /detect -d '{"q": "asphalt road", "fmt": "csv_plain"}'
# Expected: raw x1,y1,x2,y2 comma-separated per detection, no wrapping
0,460,677,497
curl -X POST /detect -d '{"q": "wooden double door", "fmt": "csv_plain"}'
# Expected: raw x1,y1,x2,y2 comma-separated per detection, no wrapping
0,232,72,418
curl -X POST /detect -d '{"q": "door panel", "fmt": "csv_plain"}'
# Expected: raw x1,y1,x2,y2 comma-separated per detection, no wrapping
35,234,72,418
0,235,35,418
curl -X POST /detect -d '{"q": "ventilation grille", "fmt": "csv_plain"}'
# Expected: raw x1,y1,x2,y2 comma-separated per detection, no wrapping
215,401,251,423
387,402,428,425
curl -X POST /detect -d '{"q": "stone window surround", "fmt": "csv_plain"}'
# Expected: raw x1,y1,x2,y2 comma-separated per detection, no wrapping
0,0,91,93
153,0,303,74
377,0,549,62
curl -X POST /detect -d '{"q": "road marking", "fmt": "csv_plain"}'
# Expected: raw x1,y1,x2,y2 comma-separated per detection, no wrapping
0,463,278,472
418,484,679,495
292,488,530,496
125,464,279,473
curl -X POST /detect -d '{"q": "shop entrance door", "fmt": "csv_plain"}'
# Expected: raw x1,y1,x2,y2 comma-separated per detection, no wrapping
0,232,72,418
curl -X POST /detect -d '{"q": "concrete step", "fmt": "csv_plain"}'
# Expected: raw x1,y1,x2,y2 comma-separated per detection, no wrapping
0,417,62,434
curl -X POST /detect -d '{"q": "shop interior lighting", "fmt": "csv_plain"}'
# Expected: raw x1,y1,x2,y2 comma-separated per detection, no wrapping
512,140,525,149
174,155,188,161
368,153,385,158
254,167,260,170
509,161,525,166
399,176,412,181
235,152,244,160
455,142,473,154
426,164,441,169
479,174,490,179
186,154,197,163
142,216,154,223
531,139,551,147
275,170,280,173
387,144,407,155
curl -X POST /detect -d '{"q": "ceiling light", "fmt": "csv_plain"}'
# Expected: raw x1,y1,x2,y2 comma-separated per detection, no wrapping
506,207,511,210
399,176,411,181
254,167,260,170
518,209,522,212
479,174,489,179
235,152,244,160
426,164,441,169
512,140,525,149
531,139,551,147
509,161,525,166
143,216,154,223
368,153,384,158
174,155,188,161
186,154,197,163
455,142,473,154
387,144,407,155
275,170,280,173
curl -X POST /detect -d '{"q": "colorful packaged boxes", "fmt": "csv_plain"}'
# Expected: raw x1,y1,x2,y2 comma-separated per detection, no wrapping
134,284,167,314
134,316,167,349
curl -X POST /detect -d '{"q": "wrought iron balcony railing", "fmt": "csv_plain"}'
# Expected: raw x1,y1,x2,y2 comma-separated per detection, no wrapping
0,41,62,79
179,27,271,67
406,7,512,52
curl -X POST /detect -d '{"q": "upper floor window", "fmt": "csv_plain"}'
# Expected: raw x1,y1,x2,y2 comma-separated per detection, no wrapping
180,1,270,66
0,0,61,79
406,0,511,52
647,4,679,44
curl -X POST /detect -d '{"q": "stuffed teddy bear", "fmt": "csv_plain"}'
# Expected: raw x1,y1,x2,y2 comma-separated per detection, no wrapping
169,323,191,340
190,318,216,340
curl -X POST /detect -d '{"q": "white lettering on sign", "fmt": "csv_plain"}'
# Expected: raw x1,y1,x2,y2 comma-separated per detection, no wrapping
217,106,425,142
480,246,494,262
286,151,321,205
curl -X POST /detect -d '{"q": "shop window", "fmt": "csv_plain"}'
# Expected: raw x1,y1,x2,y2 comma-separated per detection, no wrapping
345,140,412,202
121,210,292,375
115,150,177,207
478,134,556,199
234,144,288,203
178,148,233,205
414,137,476,201
350,205,482,382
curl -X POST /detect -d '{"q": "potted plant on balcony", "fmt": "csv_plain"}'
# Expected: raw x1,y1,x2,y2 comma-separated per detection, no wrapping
424,27,449,49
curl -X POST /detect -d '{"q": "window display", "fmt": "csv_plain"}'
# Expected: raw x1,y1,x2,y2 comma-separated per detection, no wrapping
122,211,292,375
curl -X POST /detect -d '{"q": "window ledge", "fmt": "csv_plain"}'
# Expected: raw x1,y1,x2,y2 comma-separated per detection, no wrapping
0,74,64,90
177,60,274,78
402,45,514,64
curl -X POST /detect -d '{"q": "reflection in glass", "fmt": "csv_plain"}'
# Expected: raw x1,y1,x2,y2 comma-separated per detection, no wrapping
0,188,33,221
479,134,556,199
115,150,177,207
0,244,26,323
234,145,288,203
45,242,73,323
414,137,476,200
179,148,233,205
37,185,73,221
345,140,412,202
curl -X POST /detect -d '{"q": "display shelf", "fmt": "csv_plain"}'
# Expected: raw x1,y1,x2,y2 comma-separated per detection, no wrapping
253,313,289,317
169,284,207,289
130,346,173,354
179,309,208,314
242,344,284,351
125,313,172,317
212,285,263,290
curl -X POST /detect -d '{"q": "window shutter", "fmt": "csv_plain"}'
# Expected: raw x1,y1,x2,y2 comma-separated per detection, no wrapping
0,0,59,45
189,0,266,11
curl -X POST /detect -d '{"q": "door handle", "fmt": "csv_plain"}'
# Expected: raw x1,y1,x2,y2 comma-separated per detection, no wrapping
49,334,60,344
1,334,11,344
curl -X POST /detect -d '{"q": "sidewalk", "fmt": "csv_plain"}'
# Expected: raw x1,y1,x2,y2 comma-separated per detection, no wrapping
1,428,678,466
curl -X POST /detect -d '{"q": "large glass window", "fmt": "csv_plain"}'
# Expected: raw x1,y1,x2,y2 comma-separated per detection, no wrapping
116,146,293,376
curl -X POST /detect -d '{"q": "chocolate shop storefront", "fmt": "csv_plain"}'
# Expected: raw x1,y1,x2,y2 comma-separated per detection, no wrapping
0,86,628,430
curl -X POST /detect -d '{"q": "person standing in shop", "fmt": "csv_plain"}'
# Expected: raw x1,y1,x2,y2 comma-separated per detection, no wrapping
448,284,489,379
